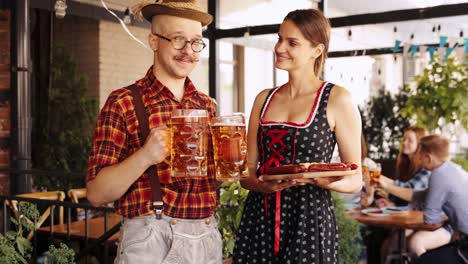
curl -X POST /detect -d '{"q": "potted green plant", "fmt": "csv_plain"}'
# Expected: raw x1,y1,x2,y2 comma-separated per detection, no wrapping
0,202,76,263
332,192,363,264
33,44,98,191
360,88,411,161
401,56,468,131
215,181,249,263
0,202,38,263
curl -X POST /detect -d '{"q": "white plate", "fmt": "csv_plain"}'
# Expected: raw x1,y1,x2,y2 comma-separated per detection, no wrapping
361,208,389,217
384,206,410,215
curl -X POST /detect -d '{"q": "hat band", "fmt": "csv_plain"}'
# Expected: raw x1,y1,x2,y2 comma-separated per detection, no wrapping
160,2,203,12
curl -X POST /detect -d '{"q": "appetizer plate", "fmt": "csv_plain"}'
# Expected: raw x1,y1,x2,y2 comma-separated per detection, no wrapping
384,206,410,215
361,208,389,217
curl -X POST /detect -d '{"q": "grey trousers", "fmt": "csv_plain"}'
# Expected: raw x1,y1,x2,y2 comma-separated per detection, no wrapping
114,214,223,264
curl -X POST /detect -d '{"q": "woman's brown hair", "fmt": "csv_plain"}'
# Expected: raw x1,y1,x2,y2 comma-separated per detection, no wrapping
284,9,330,77
396,127,428,182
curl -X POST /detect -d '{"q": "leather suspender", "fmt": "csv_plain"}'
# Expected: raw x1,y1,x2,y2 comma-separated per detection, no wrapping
128,84,164,219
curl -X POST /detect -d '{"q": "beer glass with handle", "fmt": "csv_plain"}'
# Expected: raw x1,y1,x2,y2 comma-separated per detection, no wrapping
170,109,209,177
211,114,248,181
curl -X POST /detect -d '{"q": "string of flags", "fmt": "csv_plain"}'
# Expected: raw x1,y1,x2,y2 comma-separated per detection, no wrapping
390,36,467,61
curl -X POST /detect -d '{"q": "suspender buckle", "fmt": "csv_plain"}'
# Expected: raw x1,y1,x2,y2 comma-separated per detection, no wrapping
152,201,164,220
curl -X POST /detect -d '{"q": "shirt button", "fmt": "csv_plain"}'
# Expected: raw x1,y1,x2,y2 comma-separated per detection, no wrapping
205,218,211,225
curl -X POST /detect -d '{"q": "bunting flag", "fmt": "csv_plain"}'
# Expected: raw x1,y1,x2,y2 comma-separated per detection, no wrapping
438,47,446,62
419,45,427,57
392,40,402,52
387,36,466,62
403,43,411,57
445,47,456,61
455,46,465,61
427,46,437,61
439,36,448,47
410,45,419,58
448,37,458,48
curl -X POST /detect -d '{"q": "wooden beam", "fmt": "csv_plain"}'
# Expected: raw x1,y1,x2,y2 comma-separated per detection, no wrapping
210,3,468,39
331,3,468,27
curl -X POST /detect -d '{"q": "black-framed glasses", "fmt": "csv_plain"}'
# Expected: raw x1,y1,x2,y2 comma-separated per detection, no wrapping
154,33,206,52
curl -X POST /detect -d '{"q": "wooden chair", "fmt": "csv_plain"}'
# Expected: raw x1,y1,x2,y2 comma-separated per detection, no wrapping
67,188,87,216
6,191,65,240
68,188,108,220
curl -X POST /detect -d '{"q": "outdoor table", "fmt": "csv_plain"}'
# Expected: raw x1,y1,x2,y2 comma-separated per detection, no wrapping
37,213,122,241
348,209,446,264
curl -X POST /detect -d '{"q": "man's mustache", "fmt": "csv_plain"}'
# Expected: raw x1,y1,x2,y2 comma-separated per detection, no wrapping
174,55,199,62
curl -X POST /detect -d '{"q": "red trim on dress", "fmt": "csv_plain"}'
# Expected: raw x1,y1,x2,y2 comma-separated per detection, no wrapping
260,81,327,128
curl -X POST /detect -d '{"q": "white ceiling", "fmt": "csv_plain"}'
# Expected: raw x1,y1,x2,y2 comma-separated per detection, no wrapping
75,0,468,51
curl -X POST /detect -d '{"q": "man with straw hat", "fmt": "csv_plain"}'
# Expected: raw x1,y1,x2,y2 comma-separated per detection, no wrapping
86,1,222,263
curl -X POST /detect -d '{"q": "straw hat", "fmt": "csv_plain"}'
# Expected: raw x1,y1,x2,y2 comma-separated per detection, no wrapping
132,0,213,26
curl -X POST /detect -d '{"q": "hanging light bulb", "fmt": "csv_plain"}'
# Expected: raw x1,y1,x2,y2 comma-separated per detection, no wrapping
437,24,441,38
123,7,131,25
54,0,67,19
459,30,464,45
393,26,397,40
410,33,414,44
432,25,437,38
243,27,250,38
347,29,352,41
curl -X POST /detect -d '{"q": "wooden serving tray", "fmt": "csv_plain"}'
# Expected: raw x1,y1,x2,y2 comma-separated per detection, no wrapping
262,169,357,181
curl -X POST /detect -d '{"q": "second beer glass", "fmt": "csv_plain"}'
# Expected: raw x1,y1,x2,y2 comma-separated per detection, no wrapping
170,109,208,177
211,115,248,181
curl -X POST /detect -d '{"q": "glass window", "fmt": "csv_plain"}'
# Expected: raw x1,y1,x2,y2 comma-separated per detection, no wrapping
189,38,210,95
324,54,404,107
218,41,235,115
324,57,375,106
244,47,274,119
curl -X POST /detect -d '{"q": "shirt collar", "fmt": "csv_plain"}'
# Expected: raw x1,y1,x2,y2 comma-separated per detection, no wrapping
135,66,198,99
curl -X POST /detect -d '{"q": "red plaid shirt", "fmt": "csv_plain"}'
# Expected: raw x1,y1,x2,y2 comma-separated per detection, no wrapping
86,66,217,219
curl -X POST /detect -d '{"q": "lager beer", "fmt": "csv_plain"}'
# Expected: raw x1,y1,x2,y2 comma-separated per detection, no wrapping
170,109,208,177
211,115,248,181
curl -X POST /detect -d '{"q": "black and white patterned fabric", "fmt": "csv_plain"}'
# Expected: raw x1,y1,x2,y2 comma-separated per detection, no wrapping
233,82,339,264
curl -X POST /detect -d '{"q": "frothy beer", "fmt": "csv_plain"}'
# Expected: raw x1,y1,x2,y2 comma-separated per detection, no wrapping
211,117,248,181
170,110,208,177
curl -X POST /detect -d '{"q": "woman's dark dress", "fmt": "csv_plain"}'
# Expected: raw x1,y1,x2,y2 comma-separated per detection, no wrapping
233,82,339,264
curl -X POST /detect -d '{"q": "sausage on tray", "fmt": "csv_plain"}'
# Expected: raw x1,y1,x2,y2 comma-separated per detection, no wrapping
265,164,306,175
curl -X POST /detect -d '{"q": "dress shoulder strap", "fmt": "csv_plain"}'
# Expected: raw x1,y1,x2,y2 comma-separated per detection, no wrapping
259,87,278,119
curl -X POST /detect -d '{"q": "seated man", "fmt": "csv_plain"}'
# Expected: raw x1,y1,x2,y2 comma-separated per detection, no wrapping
411,135,468,264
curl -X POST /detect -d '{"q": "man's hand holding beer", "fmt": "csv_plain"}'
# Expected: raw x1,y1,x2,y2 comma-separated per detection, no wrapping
141,125,170,166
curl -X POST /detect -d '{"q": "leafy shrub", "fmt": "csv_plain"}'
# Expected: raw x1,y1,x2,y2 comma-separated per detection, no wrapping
401,57,468,131
33,44,97,191
332,192,363,264
361,89,410,160
215,182,249,259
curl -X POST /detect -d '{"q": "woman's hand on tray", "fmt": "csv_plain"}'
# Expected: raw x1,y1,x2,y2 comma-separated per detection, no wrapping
257,176,303,193
295,176,344,186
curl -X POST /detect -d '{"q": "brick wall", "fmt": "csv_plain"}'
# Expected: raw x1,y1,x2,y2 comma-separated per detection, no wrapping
54,15,100,99
98,21,152,109
0,9,10,196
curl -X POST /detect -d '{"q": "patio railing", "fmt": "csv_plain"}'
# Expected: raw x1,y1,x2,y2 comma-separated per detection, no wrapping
0,167,119,263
